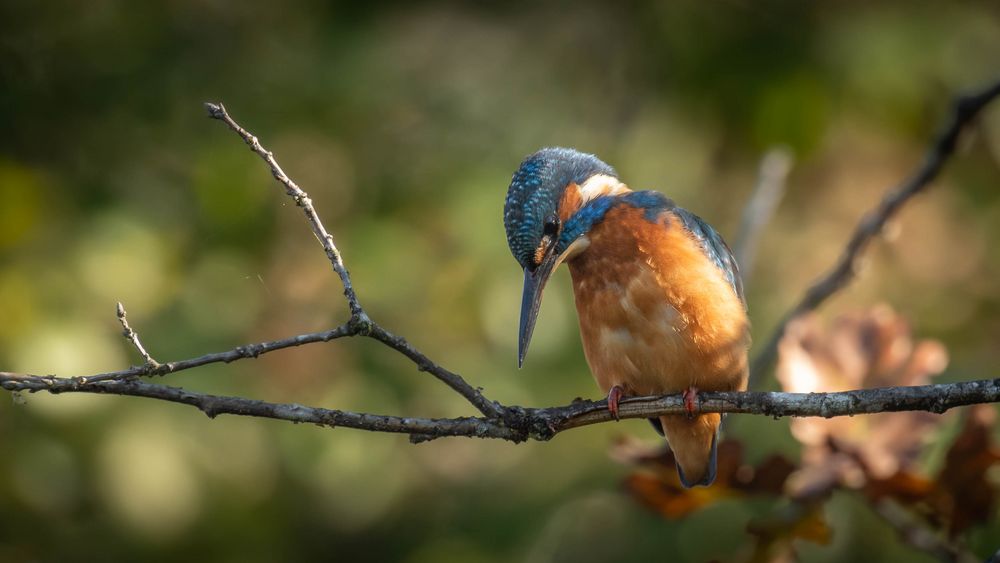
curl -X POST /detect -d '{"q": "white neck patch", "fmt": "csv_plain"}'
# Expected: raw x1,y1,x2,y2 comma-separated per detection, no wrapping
577,174,631,203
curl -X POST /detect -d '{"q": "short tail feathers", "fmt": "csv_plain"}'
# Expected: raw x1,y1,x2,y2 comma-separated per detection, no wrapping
648,417,665,436
678,430,718,488
658,413,721,488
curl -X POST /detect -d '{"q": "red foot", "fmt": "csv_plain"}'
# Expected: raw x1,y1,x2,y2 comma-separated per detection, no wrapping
682,387,699,419
607,385,625,421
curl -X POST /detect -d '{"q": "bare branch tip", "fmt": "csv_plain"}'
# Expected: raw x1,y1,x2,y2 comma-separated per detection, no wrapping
204,102,226,119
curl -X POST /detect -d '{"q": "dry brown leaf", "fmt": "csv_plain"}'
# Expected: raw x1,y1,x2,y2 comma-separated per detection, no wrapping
863,469,936,504
777,305,949,495
861,406,1000,539
930,405,1000,537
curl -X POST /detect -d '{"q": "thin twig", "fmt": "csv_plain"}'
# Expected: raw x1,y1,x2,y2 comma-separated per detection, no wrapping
365,324,503,416
203,102,503,419
204,102,364,318
733,146,793,282
116,302,160,369
6,324,355,384
750,78,1000,386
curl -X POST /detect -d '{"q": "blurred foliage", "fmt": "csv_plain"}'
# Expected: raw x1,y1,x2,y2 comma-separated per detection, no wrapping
1,1,999,561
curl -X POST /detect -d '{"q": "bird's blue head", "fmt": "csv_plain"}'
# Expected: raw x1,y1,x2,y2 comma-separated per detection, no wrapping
503,147,619,367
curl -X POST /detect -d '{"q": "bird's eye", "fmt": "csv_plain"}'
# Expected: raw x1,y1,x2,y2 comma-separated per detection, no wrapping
543,215,561,236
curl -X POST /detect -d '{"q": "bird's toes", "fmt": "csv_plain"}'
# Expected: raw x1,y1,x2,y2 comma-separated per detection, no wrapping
607,385,625,421
682,386,700,419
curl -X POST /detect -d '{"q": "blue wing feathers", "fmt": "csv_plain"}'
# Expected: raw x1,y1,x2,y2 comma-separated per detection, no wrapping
672,207,746,307
619,191,746,307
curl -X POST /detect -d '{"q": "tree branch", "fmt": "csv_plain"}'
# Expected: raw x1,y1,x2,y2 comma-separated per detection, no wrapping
749,78,1000,386
1,372,996,443
1,83,999,442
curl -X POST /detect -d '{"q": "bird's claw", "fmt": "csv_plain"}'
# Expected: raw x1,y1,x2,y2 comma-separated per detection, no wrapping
607,385,625,421
682,387,699,419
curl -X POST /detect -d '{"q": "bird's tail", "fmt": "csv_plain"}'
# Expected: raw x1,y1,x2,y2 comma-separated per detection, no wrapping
658,413,720,487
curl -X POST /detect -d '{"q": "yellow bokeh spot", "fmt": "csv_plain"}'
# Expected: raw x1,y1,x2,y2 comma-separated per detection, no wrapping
0,159,43,249
310,429,411,532
480,269,572,361
75,213,177,316
97,412,201,540
0,271,38,342
185,417,277,503
11,321,125,419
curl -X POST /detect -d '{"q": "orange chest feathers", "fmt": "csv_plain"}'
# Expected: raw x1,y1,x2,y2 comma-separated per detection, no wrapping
566,206,750,395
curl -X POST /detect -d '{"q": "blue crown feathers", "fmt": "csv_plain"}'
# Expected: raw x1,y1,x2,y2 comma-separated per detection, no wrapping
503,148,616,269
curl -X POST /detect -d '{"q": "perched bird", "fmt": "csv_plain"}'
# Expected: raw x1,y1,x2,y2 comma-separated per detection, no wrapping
503,147,750,487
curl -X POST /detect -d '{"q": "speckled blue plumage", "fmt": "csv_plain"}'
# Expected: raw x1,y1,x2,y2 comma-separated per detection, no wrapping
504,148,616,269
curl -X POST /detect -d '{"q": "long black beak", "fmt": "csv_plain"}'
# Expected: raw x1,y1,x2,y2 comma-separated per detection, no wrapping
518,252,559,368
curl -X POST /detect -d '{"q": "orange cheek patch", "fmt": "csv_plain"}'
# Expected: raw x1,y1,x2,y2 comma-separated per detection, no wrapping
534,242,547,265
533,235,553,265
558,183,583,222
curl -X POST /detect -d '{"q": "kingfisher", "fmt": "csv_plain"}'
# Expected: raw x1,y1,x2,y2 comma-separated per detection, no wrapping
503,147,750,487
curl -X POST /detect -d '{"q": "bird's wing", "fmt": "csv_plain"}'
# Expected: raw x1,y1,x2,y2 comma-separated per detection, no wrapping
672,207,747,308
618,190,746,308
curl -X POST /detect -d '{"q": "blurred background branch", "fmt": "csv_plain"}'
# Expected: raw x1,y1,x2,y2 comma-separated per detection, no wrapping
733,146,794,281
872,500,978,563
750,78,1000,385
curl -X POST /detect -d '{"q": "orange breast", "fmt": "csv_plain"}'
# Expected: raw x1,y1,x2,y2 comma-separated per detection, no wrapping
566,206,749,396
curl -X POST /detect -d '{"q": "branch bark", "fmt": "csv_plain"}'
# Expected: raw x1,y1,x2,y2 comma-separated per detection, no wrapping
1,82,999,442
1,371,996,443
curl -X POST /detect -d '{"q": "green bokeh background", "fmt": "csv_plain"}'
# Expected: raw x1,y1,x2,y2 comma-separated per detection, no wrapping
2,2,999,561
